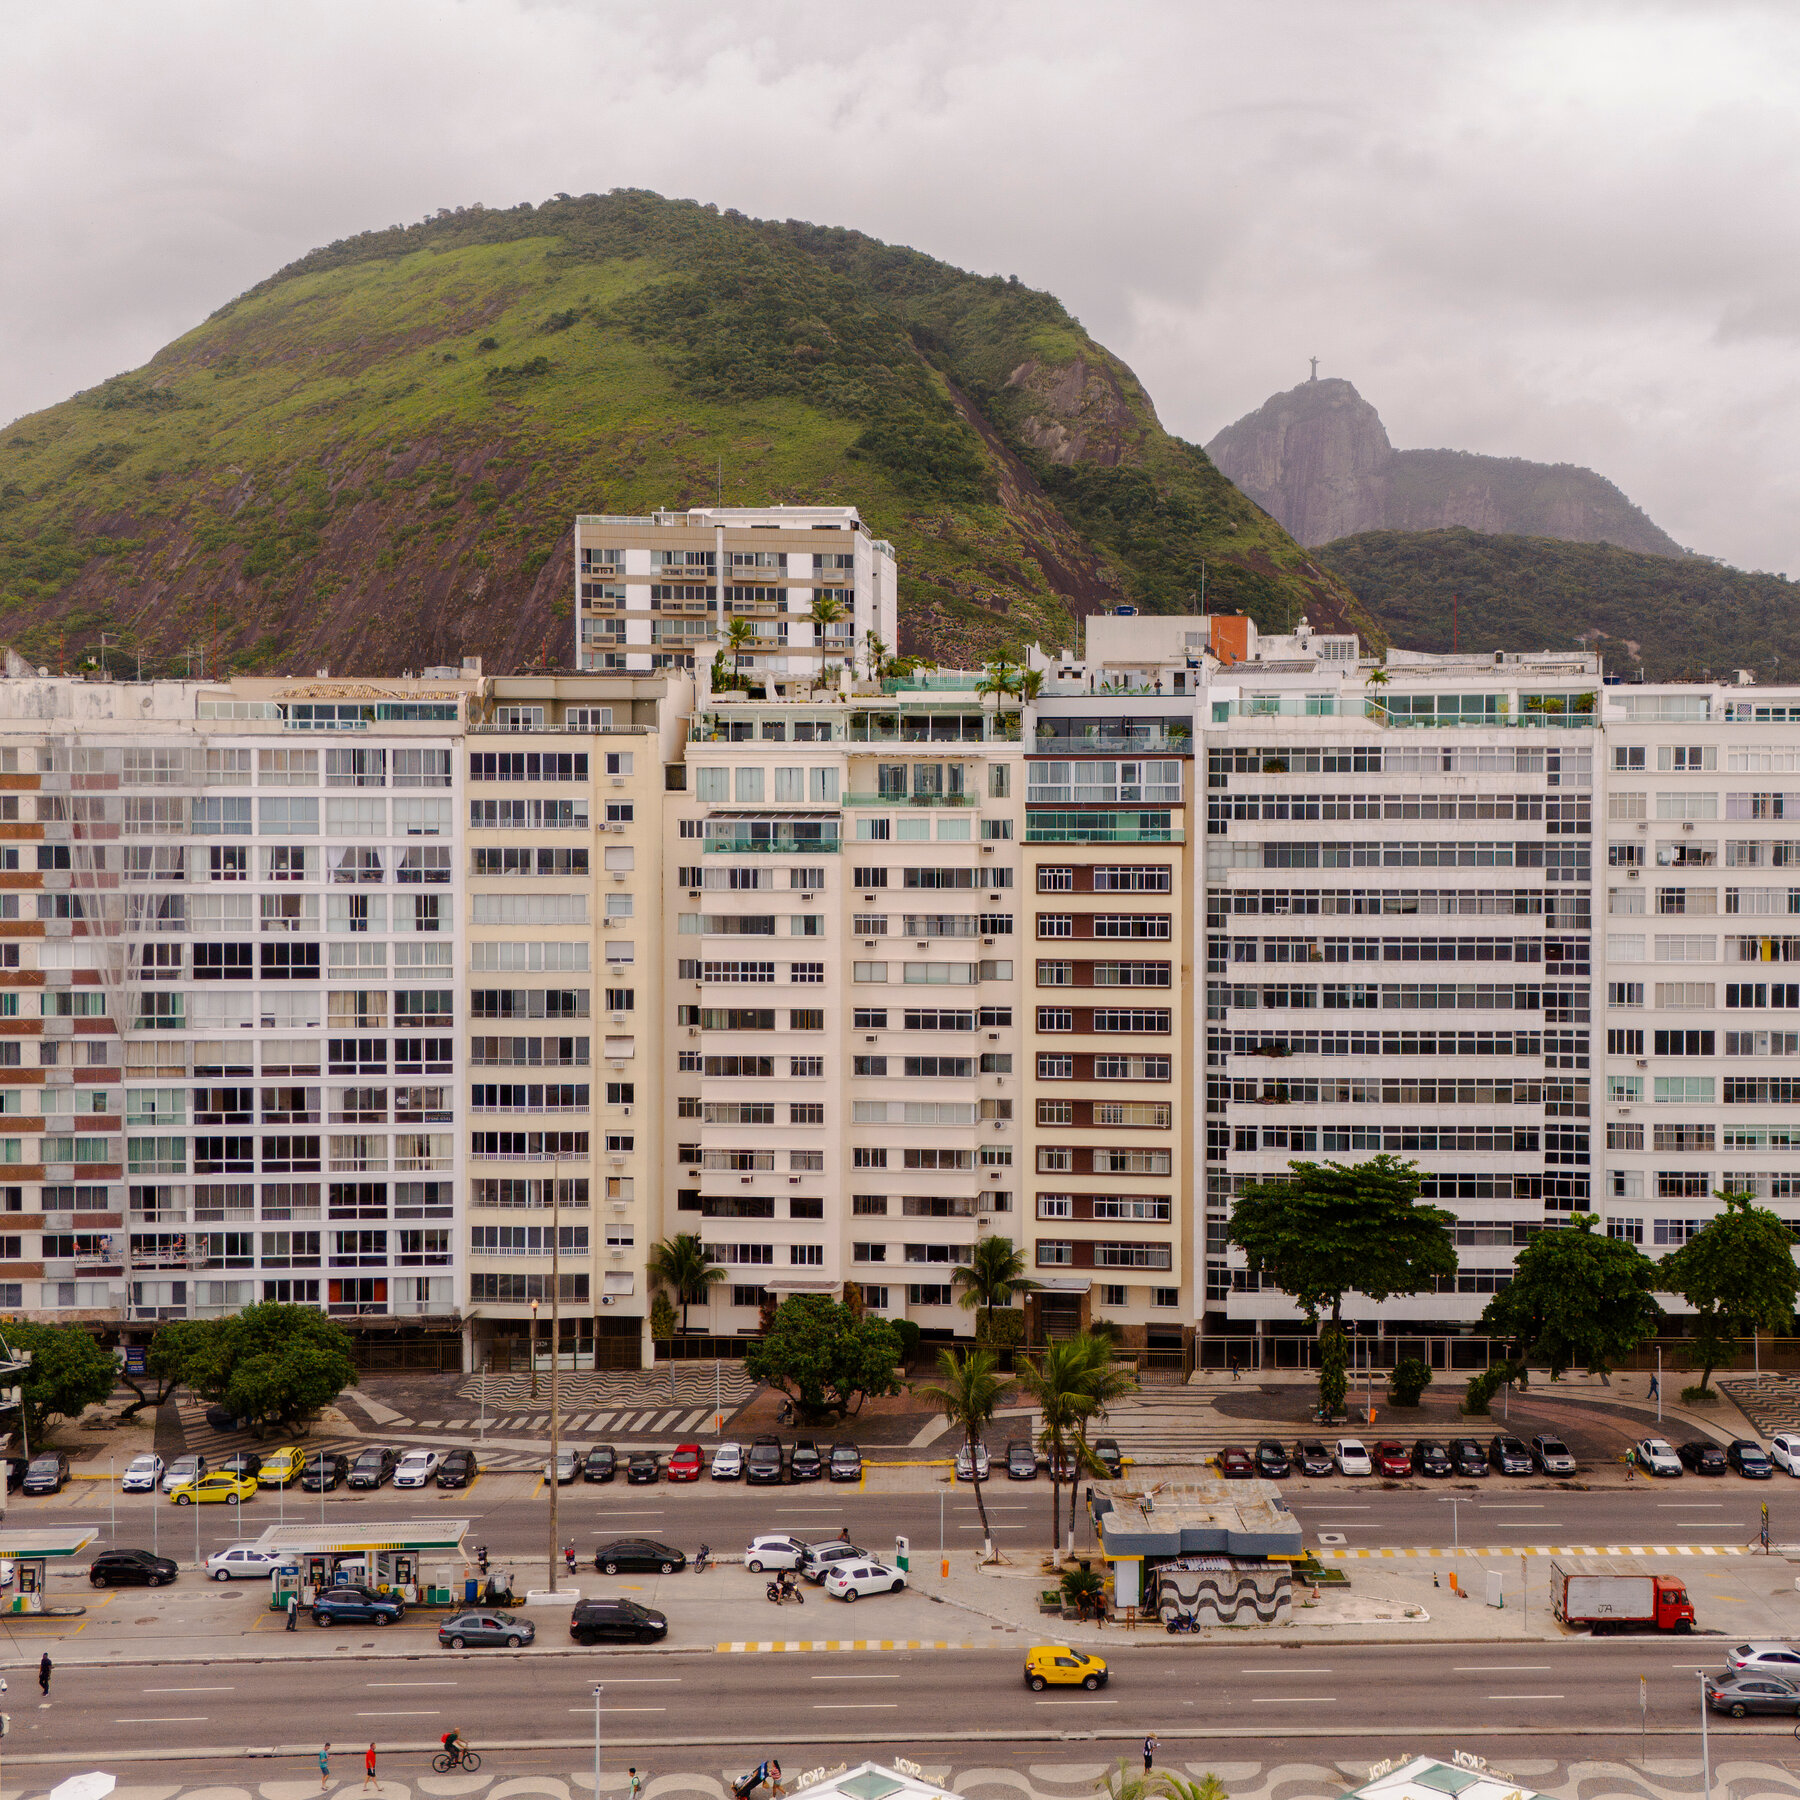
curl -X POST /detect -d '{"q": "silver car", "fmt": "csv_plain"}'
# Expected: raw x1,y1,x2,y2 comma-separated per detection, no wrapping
207,1543,285,1582
954,1443,991,1482
1726,1641,1800,1674
543,1448,581,1484
161,1454,204,1494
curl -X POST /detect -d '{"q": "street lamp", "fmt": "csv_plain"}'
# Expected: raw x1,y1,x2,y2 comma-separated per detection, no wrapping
548,1152,563,1595
592,1683,603,1800
530,1297,540,1402
1699,1669,1711,1800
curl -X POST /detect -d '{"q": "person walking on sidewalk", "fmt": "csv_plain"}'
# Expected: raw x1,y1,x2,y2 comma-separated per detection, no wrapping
287,1591,299,1631
364,1743,378,1790
629,1769,642,1800
319,1743,331,1791
1143,1735,1159,1774
1649,1371,1660,1403
38,1654,51,1698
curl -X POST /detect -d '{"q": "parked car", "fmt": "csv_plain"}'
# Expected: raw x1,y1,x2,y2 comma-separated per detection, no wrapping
594,1538,687,1575
823,1558,906,1601
802,1541,866,1582
90,1548,178,1588
1729,1440,1775,1479
789,1441,823,1482
744,1535,808,1573
206,1543,284,1582
1255,1440,1290,1479
746,1436,784,1486
710,1443,743,1481
172,1470,257,1506
1217,1445,1256,1479
1412,1440,1453,1478
1770,1431,1800,1475
1335,1438,1373,1477
160,1454,204,1495
584,1445,619,1483
1006,1442,1038,1480
22,1454,67,1497
121,1454,164,1493
1489,1434,1533,1476
954,1443,991,1482
439,1608,534,1649
667,1443,703,1482
257,1446,305,1488
204,1405,242,1433
544,1448,580,1485
626,1451,660,1485
436,1448,478,1489
1726,1641,1800,1674
1046,1447,1077,1482
394,1450,441,1489
570,1597,666,1645
1092,1438,1124,1478
1636,1437,1684,1477
1295,1441,1335,1477
313,1584,404,1627
1530,1435,1577,1476
1679,1440,1728,1475
218,1451,263,1482
829,1444,863,1482
1447,1437,1490,1478
1705,1671,1800,1717
3,1456,26,1493
1024,1646,1108,1692
301,1452,350,1492
348,1447,398,1489
1373,1441,1412,1478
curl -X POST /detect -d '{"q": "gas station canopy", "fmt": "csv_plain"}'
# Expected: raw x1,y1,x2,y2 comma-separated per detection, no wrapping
0,1530,96,1559
251,1520,469,1554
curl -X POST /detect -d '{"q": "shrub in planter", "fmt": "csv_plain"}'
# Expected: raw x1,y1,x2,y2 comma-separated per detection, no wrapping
1388,1355,1433,1407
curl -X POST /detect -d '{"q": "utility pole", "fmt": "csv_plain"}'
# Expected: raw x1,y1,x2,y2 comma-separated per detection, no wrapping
548,1151,563,1594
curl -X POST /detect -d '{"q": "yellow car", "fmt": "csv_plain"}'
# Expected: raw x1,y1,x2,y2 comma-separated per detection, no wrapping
257,1446,305,1488
170,1470,257,1507
1024,1645,1109,1692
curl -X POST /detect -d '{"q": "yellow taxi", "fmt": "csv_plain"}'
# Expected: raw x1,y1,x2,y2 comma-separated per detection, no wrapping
1024,1645,1109,1692
257,1446,305,1488
170,1470,258,1507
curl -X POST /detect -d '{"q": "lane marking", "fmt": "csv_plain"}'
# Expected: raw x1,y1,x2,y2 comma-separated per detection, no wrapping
117,1716,207,1723
810,1674,901,1681
356,1711,442,1717
142,1686,235,1693
813,1704,899,1711
1250,1696,1336,1704
367,1681,458,1688
1239,1667,1332,1674
1487,1694,1566,1701
1033,1699,1116,1706
589,1678,682,1685
1455,1666,1552,1672
566,1707,668,1715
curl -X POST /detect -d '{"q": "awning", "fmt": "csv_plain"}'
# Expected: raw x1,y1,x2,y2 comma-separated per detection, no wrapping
764,1277,844,1296
603,1272,636,1296
1035,1278,1093,1294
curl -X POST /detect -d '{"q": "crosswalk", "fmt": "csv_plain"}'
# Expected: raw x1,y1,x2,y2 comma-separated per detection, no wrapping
463,1405,721,1440
988,1387,1252,1463
457,1366,758,1409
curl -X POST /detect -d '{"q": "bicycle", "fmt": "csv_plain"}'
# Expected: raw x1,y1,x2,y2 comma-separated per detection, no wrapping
432,1748,482,1774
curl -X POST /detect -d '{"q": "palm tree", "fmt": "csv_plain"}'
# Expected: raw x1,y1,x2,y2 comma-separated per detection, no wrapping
1016,667,1044,703
975,659,1019,703
806,591,847,634
917,1345,1002,1557
724,617,755,681
953,1234,1040,1337
646,1232,725,1334
1158,1777,1229,1800
1018,1331,1138,1559
1097,1765,1228,1800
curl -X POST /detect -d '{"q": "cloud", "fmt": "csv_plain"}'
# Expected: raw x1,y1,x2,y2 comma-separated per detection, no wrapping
2,0,1796,572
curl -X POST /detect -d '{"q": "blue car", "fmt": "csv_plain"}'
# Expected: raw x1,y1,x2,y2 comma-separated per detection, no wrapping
312,1584,405,1627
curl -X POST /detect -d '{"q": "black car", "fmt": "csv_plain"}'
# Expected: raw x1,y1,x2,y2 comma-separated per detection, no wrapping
1294,1440,1335,1476
1255,1439,1290,1479
746,1435,784,1485
584,1445,618,1484
1447,1437,1491,1477
626,1451,659,1484
348,1447,398,1490
2,1456,25,1494
1092,1437,1123,1478
219,1451,263,1482
593,1538,686,1575
1409,1439,1452,1477
790,1440,823,1482
571,1597,667,1645
1729,1439,1775,1478
1006,1442,1038,1480
89,1548,178,1588
1489,1434,1532,1475
1680,1439,1729,1475
301,1452,350,1492
439,1608,534,1650
205,1404,243,1433
23,1451,69,1495
829,1444,862,1482
313,1583,405,1626
436,1447,477,1489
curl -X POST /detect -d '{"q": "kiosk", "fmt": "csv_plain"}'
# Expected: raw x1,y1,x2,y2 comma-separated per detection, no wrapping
251,1519,470,1611
0,1530,97,1613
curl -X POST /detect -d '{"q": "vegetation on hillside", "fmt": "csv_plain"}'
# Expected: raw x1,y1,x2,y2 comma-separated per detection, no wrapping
1319,527,1799,680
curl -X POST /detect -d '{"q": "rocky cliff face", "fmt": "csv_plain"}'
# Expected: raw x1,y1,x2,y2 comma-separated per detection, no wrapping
1207,377,1686,559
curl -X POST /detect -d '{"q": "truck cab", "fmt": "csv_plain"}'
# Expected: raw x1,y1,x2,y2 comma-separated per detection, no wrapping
1654,1577,1695,1631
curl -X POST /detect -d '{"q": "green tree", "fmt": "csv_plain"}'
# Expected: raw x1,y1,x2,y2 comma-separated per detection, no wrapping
646,1232,725,1333
1318,1323,1347,1415
1016,667,1044,703
976,658,1019,703
117,1318,211,1420
725,616,755,680
953,1234,1041,1334
806,590,847,651
1479,1213,1662,1378
1,1322,119,1448
181,1303,358,1432
649,1292,678,1343
917,1345,1002,1555
1661,1191,1800,1395
743,1294,901,1422
1017,1332,1137,1558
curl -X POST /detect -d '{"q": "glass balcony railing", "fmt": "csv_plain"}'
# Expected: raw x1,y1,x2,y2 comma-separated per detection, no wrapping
842,791,976,806
1024,810,1181,844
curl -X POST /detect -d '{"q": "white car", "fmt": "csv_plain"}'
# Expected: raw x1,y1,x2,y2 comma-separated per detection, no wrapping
823,1559,907,1602
711,1442,744,1480
1636,1438,1683,1477
121,1454,164,1493
1726,1640,1800,1674
543,1448,580,1484
161,1454,204,1494
1769,1432,1800,1475
207,1543,285,1582
744,1534,808,1572
392,1450,441,1489
1335,1438,1373,1476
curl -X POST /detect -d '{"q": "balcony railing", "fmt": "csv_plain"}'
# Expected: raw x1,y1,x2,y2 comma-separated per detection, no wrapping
1024,811,1182,844
842,792,976,807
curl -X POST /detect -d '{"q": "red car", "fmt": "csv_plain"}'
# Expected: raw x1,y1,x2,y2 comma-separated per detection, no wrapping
667,1442,703,1482
1373,1441,1412,1478
1217,1445,1255,1479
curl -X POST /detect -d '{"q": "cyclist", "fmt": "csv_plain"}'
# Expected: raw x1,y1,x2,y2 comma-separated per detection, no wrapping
441,1731,466,1769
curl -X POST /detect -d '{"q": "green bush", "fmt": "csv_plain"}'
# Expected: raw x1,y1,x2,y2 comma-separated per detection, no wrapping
974,1307,1025,1348
1318,1325,1347,1415
1388,1355,1433,1407
650,1293,677,1342
891,1319,922,1364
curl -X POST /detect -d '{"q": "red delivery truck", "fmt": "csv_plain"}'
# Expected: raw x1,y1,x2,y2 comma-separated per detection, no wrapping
1551,1559,1695,1634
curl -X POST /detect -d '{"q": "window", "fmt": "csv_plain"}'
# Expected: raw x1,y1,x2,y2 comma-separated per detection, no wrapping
1608,982,1645,1007
1653,1076,1715,1103
1038,868,1074,893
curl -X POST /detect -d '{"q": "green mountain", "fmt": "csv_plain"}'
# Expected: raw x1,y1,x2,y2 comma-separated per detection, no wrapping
0,190,1373,677
1318,527,1800,681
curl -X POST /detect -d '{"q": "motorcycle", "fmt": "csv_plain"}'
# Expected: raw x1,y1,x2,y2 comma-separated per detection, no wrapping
694,1544,712,1573
1165,1611,1201,1634
766,1572,804,1605
475,1544,490,1575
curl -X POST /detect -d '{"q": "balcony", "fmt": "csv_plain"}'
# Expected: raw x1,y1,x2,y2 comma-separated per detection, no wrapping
1025,811,1182,844
843,792,976,807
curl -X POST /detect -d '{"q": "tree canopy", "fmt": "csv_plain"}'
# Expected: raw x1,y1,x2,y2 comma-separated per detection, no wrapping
953,1235,1040,1330
647,1233,725,1334
1661,1191,1800,1393
181,1303,358,1430
917,1345,1002,1553
1479,1214,1662,1377
743,1295,901,1422
1,1321,118,1447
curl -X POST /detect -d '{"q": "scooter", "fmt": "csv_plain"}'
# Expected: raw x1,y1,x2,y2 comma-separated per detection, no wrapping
694,1544,712,1573
1165,1611,1201,1634
475,1545,490,1575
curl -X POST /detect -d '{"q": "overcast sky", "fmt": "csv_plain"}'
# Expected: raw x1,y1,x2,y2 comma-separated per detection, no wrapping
4,0,1795,572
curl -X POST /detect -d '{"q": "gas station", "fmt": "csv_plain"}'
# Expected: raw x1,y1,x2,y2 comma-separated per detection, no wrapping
250,1519,471,1611
0,1529,96,1613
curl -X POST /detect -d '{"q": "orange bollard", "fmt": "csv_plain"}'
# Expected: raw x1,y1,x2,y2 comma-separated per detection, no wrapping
941,1557,949,1579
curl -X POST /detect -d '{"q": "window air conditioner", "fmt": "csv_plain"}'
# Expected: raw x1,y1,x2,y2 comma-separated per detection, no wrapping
689,890,701,898
865,1034,877,1043
688,1027,700,1037
864,940,875,948
1682,821,1695,832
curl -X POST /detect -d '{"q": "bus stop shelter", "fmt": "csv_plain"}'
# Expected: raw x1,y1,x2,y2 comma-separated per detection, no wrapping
251,1519,470,1609
0,1529,96,1613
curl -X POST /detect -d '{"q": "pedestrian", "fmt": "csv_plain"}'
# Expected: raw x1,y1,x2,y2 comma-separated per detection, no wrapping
1229,1355,1240,1383
629,1769,642,1800
1625,1445,1637,1480
38,1653,50,1697
1143,1734,1159,1774
287,1590,299,1631
1649,1372,1660,1402
364,1744,377,1791
320,1743,331,1791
